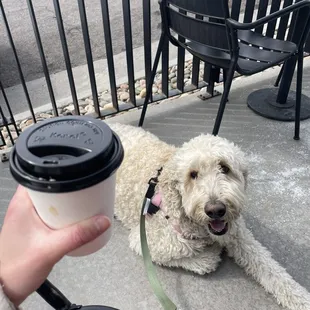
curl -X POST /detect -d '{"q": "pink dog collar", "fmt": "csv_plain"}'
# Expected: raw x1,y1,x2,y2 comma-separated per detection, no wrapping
151,192,164,212
150,192,182,235
143,168,183,236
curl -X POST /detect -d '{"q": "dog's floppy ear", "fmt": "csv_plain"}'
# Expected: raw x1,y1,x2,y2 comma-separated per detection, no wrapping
158,151,184,218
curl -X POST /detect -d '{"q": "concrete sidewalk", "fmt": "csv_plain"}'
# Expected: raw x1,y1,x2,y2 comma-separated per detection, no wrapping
1,60,310,309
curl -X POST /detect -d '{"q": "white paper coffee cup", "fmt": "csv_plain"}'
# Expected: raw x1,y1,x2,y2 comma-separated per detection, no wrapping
27,173,116,256
9,116,124,256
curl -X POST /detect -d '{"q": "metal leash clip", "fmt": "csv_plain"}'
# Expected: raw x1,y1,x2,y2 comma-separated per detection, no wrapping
143,168,163,216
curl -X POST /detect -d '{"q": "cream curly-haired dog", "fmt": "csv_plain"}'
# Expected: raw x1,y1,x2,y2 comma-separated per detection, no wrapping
110,123,310,310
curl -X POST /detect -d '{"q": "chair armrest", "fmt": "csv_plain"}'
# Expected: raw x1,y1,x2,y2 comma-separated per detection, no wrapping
226,0,310,30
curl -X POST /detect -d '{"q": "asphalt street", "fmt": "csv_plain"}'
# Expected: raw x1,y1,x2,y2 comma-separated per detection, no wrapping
0,0,162,87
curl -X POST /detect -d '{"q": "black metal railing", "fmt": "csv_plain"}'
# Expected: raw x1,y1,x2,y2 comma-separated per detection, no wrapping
0,0,310,150
0,0,212,150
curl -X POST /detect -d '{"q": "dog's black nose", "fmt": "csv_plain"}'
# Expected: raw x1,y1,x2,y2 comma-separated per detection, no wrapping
205,202,226,219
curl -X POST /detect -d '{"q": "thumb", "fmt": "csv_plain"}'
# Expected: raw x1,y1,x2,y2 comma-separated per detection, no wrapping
48,215,111,261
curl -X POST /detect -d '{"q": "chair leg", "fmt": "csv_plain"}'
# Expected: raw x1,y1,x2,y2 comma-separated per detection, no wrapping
274,64,284,87
294,52,303,140
138,33,166,127
212,64,236,136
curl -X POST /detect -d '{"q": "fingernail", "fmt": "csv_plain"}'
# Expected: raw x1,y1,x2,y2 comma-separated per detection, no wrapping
95,215,111,232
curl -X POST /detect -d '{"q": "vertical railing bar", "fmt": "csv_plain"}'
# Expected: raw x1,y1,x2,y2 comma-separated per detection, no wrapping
255,0,269,34
176,42,185,92
231,0,242,21
78,0,100,116
143,0,152,103
122,0,136,106
176,9,186,92
207,66,220,96
286,0,301,42
176,46,185,91
276,0,293,40
305,37,310,53
0,105,14,145
0,80,19,135
285,12,294,41
26,0,58,117
287,21,295,42
191,57,200,87
0,128,4,147
53,0,80,115
266,0,282,38
203,63,211,84
161,38,169,97
291,1,307,43
100,0,118,111
0,0,36,123
243,0,256,23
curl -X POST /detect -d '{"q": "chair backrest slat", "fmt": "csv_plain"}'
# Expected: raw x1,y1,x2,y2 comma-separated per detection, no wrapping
167,0,228,18
167,7,230,50
163,0,231,52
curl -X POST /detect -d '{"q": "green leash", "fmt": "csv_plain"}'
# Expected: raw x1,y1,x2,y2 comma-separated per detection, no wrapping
140,199,177,310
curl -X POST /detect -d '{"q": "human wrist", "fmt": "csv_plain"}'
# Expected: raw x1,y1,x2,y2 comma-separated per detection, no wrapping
0,265,24,307
0,278,18,309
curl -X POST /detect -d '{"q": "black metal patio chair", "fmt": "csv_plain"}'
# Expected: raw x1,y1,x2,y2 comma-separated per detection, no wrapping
138,0,310,140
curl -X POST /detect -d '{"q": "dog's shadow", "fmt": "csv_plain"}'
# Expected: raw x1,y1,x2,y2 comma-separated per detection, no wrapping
161,214,310,309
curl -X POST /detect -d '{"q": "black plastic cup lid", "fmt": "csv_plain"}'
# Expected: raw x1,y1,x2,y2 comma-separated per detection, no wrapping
10,116,124,193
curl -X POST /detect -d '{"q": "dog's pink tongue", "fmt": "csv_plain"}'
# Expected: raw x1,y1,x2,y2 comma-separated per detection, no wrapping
210,220,226,232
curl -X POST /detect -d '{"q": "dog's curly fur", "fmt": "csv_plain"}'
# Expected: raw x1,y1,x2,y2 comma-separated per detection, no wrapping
110,123,310,310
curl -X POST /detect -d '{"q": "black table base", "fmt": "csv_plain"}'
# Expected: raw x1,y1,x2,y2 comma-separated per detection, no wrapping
247,88,310,121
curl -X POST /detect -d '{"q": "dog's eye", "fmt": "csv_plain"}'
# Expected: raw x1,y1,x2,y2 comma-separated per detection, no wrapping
190,170,198,179
220,164,230,174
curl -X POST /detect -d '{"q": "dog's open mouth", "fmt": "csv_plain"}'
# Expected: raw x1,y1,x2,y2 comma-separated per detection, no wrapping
208,220,228,235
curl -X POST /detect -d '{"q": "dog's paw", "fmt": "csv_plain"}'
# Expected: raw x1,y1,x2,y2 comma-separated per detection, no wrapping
165,247,222,275
187,257,221,275
166,257,219,275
